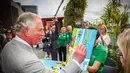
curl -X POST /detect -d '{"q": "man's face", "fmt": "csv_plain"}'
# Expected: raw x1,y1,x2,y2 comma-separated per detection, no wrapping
67,27,72,32
6,33,12,40
61,28,66,34
27,19,44,45
12,30,16,36
82,24,86,28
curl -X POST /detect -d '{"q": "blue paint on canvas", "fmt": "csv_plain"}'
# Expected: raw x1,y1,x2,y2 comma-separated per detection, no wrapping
71,28,97,72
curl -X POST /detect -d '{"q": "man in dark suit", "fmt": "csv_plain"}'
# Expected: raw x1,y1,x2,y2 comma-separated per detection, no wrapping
1,12,86,73
50,25,58,60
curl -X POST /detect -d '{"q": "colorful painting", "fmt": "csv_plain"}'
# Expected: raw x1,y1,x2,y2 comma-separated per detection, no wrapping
67,28,97,73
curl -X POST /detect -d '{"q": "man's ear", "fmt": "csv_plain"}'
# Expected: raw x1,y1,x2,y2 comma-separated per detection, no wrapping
22,28,29,36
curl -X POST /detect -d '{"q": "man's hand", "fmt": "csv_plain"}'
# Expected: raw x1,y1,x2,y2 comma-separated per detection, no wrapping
74,45,86,64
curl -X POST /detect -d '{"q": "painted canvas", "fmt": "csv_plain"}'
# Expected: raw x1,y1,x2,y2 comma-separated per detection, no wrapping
66,28,97,73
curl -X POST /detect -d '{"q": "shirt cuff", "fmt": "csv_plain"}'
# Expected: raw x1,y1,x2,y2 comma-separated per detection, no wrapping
73,59,81,69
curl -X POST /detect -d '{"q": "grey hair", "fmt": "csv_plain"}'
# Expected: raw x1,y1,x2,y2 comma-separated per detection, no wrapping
67,25,72,29
14,12,41,34
117,29,130,58
117,28,130,73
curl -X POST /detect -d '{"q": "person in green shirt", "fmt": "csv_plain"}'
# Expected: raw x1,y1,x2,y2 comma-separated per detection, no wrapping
57,27,67,62
88,26,107,73
66,25,72,44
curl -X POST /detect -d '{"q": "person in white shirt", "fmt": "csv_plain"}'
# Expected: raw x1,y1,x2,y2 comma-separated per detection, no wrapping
1,12,86,73
98,24,111,52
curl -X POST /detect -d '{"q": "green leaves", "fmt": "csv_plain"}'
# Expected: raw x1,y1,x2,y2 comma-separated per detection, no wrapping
101,0,129,37
64,0,87,27
101,1,129,72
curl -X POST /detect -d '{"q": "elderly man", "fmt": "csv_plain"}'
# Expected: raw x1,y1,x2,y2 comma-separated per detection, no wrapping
66,25,72,44
1,12,86,73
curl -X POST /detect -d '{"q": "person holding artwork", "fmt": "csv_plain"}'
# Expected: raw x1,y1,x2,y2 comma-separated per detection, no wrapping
88,26,107,73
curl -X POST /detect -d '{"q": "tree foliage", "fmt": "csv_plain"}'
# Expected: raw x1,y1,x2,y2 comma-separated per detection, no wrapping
64,0,87,27
101,1,129,73
101,0,129,37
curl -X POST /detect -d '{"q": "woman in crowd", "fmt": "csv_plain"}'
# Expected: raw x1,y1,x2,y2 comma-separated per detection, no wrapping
57,27,67,62
117,28,130,73
42,25,51,58
98,24,111,52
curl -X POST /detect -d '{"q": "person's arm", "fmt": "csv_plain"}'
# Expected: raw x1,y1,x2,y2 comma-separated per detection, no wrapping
104,35,111,45
22,60,83,73
57,34,61,45
61,45,86,73
22,60,52,73
88,61,101,73
101,35,111,45
88,51,107,73
60,61,82,73
22,45,86,73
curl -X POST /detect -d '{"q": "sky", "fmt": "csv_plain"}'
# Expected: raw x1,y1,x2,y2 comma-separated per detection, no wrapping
13,0,129,21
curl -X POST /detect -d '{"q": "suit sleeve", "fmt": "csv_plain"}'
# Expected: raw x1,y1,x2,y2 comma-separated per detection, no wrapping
22,60,81,73
60,61,82,73
22,60,52,73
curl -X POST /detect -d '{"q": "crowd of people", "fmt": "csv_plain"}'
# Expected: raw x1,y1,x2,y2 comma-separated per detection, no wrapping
0,12,130,73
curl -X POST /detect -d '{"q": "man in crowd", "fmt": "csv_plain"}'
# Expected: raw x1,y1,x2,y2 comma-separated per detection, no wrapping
1,12,86,73
66,25,72,44
50,25,58,60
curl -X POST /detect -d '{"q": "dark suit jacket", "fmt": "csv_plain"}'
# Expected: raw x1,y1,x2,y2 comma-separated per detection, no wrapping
50,31,59,49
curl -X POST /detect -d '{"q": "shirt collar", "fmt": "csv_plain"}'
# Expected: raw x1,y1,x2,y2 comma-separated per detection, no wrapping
14,36,32,48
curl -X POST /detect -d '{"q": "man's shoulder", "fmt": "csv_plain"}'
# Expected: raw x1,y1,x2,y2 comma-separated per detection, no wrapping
2,39,22,51
1,39,34,59
1,40,39,69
